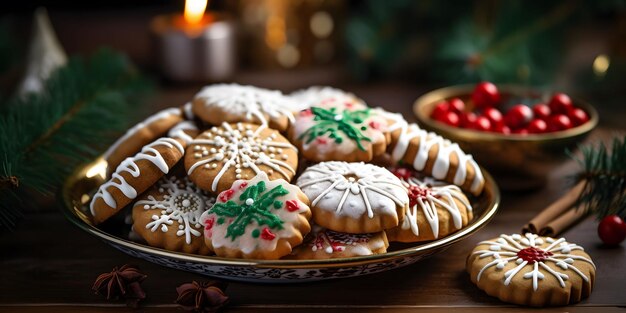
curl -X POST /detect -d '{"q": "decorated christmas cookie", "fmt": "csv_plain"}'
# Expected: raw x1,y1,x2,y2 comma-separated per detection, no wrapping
192,84,296,132
385,167,473,242
200,173,312,259
288,98,389,162
289,86,365,110
184,123,299,194
288,225,388,259
90,136,186,224
467,233,596,307
103,107,183,175
132,175,215,254
384,114,485,195
167,121,200,144
296,161,408,233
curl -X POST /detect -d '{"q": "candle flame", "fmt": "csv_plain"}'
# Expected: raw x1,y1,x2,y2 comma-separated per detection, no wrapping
184,0,208,25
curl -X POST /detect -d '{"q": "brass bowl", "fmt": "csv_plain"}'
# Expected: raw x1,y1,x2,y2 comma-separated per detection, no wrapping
61,158,500,283
414,85,598,190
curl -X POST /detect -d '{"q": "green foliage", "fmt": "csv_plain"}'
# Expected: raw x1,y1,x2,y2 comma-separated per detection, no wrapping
573,136,626,219
0,49,152,230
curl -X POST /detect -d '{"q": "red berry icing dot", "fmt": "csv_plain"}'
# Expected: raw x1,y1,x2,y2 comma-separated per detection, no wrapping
260,227,276,240
301,109,313,117
238,182,248,189
316,137,328,144
218,189,235,202
286,199,300,212
204,217,215,231
391,167,413,180
368,121,381,130
516,246,553,264
408,185,431,207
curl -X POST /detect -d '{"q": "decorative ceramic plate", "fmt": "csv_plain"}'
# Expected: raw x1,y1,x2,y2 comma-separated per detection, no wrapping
61,158,500,283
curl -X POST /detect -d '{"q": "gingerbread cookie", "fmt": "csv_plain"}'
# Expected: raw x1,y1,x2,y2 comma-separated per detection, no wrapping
296,161,408,233
90,136,186,224
200,173,312,259
385,168,473,242
467,233,596,307
192,84,296,132
167,121,200,144
103,107,183,174
288,98,389,162
289,86,365,109
288,225,388,259
132,175,215,254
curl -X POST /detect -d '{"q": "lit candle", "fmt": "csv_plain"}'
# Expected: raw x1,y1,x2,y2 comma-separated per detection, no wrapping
151,0,236,82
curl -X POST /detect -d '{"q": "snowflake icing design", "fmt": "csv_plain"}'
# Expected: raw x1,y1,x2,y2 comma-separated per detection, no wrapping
136,176,215,245
473,233,596,291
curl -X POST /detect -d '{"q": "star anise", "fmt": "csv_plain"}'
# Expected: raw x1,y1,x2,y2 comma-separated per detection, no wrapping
92,264,147,308
175,280,229,313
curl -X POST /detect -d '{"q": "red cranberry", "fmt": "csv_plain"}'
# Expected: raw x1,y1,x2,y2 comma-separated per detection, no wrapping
448,98,465,113
532,103,551,120
473,116,492,131
548,93,573,114
431,101,449,121
483,108,504,128
492,123,511,134
598,215,626,246
472,82,501,109
548,114,573,132
527,119,548,134
442,111,460,127
568,108,589,126
459,112,478,128
504,104,533,129
512,128,529,135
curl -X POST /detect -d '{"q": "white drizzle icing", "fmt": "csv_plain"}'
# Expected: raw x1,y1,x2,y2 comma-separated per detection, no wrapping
296,161,408,219
289,86,364,109
194,84,296,125
90,137,184,215
182,102,194,120
400,176,472,239
167,121,198,144
136,176,215,244
473,233,596,291
187,123,298,192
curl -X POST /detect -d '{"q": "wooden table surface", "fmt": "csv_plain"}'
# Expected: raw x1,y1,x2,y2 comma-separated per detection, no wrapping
1,80,625,312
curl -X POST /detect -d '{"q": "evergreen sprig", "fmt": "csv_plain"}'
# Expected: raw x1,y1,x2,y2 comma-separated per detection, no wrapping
0,49,152,230
573,136,626,219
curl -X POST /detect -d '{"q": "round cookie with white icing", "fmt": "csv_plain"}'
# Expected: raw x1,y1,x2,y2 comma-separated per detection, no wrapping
103,107,183,175
287,225,388,259
289,86,365,110
185,122,299,194
385,167,473,242
192,84,296,132
200,173,312,259
132,175,215,254
296,161,408,233
90,136,186,224
288,99,389,162
467,233,596,307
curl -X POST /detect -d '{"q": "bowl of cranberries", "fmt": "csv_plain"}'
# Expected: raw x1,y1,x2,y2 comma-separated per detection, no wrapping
413,82,598,190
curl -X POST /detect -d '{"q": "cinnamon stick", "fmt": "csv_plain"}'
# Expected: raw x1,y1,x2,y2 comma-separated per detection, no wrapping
522,180,586,234
540,205,589,236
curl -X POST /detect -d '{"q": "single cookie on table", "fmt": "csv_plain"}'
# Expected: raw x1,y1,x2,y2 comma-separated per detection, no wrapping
191,84,296,132
90,136,186,224
467,233,596,307
379,108,484,195
289,86,365,110
132,175,215,254
103,107,184,175
184,122,299,194
287,225,388,259
385,167,473,242
200,173,312,259
288,98,389,162
296,161,409,234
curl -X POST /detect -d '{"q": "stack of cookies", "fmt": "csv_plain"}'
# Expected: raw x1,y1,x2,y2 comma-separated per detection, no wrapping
89,84,485,260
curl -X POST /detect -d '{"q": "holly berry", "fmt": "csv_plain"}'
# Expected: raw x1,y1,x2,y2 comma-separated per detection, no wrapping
441,111,460,127
598,215,626,246
532,104,551,120
431,101,449,121
504,104,533,129
473,116,492,131
492,123,511,134
527,119,548,134
459,112,477,128
472,82,501,109
548,114,573,132
483,108,504,128
448,98,465,113
548,93,573,114
568,108,589,127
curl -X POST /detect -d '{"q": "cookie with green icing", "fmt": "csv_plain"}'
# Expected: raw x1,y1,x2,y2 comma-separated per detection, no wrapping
200,173,312,259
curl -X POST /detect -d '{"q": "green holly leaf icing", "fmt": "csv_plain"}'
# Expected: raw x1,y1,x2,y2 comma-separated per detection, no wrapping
298,107,372,151
210,181,288,240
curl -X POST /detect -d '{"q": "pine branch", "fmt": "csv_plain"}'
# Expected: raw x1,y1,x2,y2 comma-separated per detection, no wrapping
572,136,626,220
0,49,152,230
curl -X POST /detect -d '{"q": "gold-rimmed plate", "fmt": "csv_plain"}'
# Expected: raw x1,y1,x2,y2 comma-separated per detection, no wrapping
61,158,500,283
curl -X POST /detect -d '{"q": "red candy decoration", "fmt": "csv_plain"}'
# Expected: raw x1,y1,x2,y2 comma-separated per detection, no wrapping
238,182,248,189
218,189,235,202
598,215,626,246
516,247,553,264
527,119,548,134
285,200,299,212
568,108,589,127
548,93,573,114
448,98,465,113
460,112,477,128
532,103,551,120
441,111,460,127
368,121,381,130
504,104,533,129
204,217,215,231
472,82,501,108
260,227,276,241
473,116,492,131
407,185,431,208
548,114,573,132
431,101,449,120
300,109,313,117
483,108,504,128
316,137,328,144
